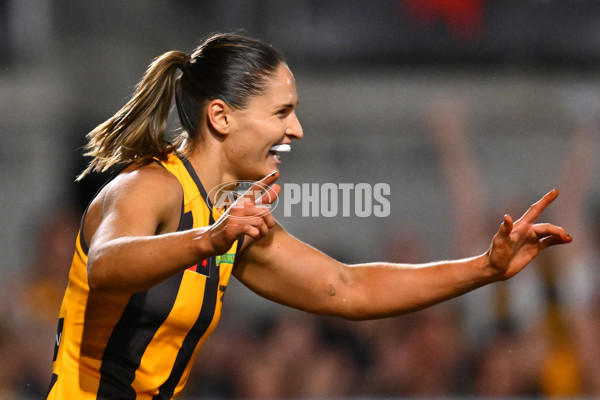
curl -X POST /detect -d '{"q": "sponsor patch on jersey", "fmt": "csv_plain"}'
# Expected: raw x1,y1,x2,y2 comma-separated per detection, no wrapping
216,253,235,266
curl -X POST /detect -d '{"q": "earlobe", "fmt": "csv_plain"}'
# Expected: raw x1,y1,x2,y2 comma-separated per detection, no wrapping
207,99,231,135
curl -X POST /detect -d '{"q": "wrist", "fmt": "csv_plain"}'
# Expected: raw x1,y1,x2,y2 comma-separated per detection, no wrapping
478,251,504,284
191,227,217,261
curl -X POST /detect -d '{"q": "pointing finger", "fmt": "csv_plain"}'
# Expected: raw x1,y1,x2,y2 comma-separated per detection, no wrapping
257,183,280,206
251,170,279,196
238,171,280,206
520,189,559,224
259,170,280,187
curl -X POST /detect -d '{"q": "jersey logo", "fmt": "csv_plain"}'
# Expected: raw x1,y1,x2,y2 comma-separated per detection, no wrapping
187,258,212,277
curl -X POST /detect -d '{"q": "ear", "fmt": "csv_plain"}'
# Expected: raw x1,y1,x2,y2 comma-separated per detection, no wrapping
206,99,233,135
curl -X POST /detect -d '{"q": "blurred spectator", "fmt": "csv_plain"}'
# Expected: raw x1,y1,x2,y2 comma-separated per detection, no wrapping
4,207,79,397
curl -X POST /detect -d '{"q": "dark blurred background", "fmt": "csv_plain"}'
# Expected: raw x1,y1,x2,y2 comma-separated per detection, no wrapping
1,1,600,398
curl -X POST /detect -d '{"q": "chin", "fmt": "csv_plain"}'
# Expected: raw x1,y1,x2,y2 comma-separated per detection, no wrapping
239,166,278,182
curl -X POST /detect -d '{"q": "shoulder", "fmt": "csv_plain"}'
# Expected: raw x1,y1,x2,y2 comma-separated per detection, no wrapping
105,162,183,206
85,162,184,239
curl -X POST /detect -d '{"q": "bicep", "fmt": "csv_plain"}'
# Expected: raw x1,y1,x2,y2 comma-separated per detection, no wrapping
233,223,353,316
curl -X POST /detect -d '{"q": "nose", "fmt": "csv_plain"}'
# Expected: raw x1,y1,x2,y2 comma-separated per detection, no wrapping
286,111,303,140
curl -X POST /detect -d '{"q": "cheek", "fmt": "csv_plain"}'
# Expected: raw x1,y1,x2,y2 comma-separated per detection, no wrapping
225,137,263,164
226,143,252,161
230,118,281,156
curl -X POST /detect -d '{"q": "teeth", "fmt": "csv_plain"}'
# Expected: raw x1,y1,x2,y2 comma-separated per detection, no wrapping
270,144,291,152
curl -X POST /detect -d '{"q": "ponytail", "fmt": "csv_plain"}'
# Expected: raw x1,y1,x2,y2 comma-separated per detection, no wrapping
77,50,187,180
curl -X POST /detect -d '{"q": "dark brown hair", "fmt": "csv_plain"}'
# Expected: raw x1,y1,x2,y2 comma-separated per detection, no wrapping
77,33,285,180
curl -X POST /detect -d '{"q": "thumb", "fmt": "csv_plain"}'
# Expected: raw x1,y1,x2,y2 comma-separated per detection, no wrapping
499,214,513,237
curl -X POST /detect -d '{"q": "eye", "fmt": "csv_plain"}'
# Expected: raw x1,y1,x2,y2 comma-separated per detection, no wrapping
276,106,293,118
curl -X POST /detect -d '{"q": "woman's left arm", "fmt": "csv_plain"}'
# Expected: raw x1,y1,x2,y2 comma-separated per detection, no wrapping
233,189,572,320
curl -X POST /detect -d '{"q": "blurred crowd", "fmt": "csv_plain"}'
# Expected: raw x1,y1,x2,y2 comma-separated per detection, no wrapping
1,94,599,399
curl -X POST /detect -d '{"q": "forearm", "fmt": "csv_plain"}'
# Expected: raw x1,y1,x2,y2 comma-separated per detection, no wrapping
87,228,211,293
338,253,497,320
237,225,500,320
239,244,497,320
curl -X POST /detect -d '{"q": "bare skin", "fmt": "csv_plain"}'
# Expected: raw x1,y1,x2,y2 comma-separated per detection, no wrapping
85,63,572,320
234,188,571,319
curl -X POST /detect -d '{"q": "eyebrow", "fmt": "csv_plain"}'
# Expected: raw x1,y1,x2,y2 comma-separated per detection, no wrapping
281,101,298,109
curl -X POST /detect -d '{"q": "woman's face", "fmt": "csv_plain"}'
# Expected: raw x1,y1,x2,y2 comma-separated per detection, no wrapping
224,63,303,180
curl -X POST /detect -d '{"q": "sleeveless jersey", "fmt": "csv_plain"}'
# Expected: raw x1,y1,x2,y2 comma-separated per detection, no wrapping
47,154,241,400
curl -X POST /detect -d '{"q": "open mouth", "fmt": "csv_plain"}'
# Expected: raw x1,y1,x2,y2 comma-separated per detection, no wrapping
269,144,291,161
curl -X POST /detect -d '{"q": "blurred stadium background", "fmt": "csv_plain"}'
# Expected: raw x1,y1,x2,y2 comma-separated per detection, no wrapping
1,0,600,398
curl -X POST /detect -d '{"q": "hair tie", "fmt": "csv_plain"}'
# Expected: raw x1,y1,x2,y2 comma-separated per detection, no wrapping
179,54,192,76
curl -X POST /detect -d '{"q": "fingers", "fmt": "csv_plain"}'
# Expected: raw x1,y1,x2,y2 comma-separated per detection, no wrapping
258,170,280,188
539,234,572,250
231,212,274,240
520,189,559,224
258,183,281,206
211,172,280,249
255,171,280,206
243,217,271,239
492,215,513,252
235,171,280,207
533,223,572,242
224,201,276,241
533,222,573,251
228,203,275,222
250,170,280,202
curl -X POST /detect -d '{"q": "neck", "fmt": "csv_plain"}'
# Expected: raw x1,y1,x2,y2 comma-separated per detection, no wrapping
186,144,238,205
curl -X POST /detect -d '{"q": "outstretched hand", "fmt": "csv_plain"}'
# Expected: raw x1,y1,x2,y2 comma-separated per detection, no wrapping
206,171,281,255
486,189,572,280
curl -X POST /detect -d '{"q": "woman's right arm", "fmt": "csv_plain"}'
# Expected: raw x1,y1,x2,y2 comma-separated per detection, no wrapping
86,165,280,294
86,164,209,293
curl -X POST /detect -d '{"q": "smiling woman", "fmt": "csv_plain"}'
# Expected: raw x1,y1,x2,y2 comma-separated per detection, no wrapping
46,32,572,400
